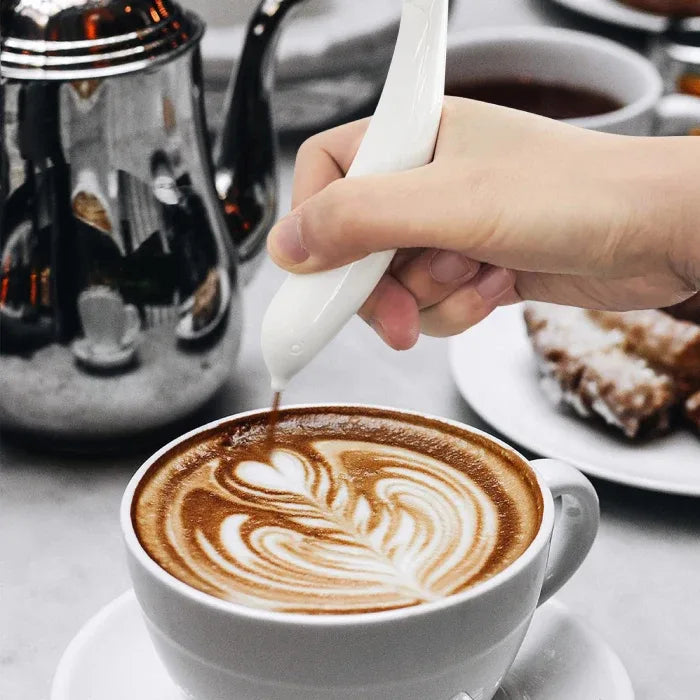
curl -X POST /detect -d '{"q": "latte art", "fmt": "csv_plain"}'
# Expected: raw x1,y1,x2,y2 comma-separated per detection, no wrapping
134,408,542,614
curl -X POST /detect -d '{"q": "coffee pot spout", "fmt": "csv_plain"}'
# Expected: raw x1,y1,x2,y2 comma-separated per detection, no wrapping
212,0,304,284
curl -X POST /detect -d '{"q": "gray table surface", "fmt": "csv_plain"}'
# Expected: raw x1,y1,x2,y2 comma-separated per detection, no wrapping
2,2,699,699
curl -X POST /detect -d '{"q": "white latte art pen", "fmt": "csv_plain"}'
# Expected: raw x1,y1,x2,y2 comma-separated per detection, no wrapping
261,0,448,392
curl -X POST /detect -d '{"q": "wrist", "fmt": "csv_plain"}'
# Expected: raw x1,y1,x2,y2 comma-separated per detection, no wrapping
664,140,700,291
621,136,700,291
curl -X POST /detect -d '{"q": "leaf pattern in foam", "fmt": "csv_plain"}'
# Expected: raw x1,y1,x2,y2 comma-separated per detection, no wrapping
180,439,504,613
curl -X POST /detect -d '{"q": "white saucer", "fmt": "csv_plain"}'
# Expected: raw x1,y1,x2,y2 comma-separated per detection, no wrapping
549,0,669,33
71,339,136,370
51,591,633,700
448,305,700,497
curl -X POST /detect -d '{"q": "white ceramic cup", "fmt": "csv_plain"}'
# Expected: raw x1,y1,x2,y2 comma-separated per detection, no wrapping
447,26,700,135
121,405,599,700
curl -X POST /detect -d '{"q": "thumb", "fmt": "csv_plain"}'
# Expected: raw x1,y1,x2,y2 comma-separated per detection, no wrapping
267,167,456,272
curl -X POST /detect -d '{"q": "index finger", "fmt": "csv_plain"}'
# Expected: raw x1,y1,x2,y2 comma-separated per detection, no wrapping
291,118,370,209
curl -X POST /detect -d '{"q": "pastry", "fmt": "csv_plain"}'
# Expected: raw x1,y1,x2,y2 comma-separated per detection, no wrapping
524,304,678,438
587,309,700,379
191,268,221,332
524,303,699,439
72,190,112,233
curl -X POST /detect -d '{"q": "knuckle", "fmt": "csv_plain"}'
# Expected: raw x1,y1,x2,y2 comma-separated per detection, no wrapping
296,134,323,164
423,292,491,337
303,178,376,264
441,96,461,121
321,180,355,232
301,180,348,253
440,311,475,336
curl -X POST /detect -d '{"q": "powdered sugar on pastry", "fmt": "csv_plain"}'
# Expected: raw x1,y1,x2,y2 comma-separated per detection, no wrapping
587,309,700,378
523,302,678,438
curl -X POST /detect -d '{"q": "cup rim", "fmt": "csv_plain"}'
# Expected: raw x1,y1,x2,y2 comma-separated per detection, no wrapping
446,25,663,130
121,403,556,627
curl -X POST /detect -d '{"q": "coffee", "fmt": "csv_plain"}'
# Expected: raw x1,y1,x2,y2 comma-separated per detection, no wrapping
447,78,623,120
617,0,700,16
133,407,543,615
266,390,282,448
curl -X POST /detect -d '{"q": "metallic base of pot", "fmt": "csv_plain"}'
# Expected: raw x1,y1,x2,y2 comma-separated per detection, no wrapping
0,300,242,446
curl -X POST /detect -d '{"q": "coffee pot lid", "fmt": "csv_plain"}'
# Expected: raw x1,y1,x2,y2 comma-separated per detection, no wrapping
0,0,202,80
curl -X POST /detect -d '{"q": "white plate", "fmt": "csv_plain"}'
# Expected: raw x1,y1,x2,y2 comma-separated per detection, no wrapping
449,305,700,496
549,0,669,32
51,591,633,700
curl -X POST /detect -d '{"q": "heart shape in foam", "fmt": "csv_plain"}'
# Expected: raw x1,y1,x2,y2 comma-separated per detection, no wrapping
236,450,312,497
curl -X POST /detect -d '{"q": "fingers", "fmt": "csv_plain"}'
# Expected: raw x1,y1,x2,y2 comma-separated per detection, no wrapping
356,275,421,350
393,250,482,309
362,265,691,351
291,119,370,209
359,263,517,347
390,249,422,274
355,250,482,348
419,287,498,337
268,167,435,269
362,264,692,351
419,267,518,337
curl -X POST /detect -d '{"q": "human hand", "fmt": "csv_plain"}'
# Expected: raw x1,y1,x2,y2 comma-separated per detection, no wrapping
268,97,700,349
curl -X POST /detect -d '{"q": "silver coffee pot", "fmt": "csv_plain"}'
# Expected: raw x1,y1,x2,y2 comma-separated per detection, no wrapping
0,0,303,444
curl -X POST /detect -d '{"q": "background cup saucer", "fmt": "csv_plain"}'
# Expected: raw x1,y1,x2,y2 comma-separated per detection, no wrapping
71,339,136,370
549,0,677,32
51,591,633,700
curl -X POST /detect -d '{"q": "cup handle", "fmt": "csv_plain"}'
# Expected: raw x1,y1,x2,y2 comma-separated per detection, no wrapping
655,93,700,136
121,304,141,348
532,459,600,607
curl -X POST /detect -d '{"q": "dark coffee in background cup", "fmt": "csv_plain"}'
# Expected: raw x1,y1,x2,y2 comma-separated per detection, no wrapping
133,406,543,615
446,27,666,135
447,78,623,120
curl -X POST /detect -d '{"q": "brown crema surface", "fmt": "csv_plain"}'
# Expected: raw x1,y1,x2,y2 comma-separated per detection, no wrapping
133,407,543,614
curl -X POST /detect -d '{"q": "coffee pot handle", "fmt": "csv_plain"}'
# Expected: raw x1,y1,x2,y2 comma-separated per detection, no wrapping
655,93,700,135
531,459,600,607
214,0,303,285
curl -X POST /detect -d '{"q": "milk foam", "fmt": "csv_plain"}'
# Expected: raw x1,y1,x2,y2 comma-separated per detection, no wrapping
134,410,542,614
